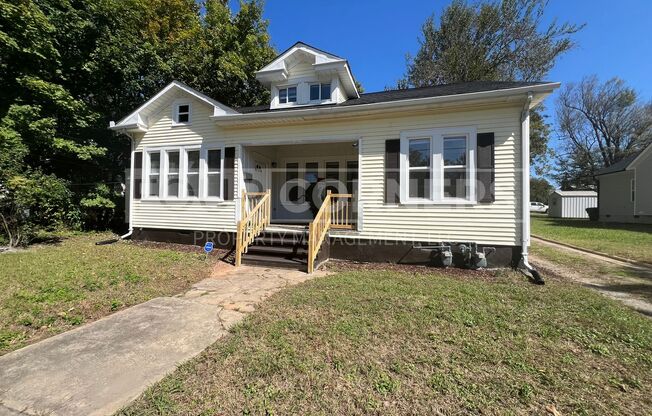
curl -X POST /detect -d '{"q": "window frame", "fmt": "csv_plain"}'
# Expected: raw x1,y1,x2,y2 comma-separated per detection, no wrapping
631,178,636,202
309,83,332,102
144,150,162,199
278,85,298,105
164,149,181,199
141,145,225,201
399,127,477,205
203,147,224,200
172,101,192,126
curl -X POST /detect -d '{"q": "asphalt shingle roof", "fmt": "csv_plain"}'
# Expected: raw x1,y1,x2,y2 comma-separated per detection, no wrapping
595,144,650,176
235,81,550,114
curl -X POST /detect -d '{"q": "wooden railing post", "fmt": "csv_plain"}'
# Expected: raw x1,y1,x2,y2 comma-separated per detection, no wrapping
234,189,271,267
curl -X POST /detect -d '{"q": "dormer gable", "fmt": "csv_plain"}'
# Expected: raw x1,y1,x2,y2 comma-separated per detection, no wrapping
255,42,359,110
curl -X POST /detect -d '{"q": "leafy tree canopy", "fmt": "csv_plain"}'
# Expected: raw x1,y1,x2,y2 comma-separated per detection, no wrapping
554,76,652,189
0,0,275,244
400,0,583,165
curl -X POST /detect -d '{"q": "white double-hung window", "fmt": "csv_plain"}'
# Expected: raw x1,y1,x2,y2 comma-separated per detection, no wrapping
146,151,161,197
399,127,477,204
165,150,180,197
143,145,224,201
205,148,222,199
185,149,201,198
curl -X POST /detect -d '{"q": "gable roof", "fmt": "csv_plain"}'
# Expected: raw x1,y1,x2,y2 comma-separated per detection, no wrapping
255,41,359,99
235,81,554,114
110,80,238,132
595,142,652,176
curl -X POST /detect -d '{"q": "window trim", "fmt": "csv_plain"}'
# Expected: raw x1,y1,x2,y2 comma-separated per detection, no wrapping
163,149,181,198
172,101,192,126
309,82,332,102
183,147,202,199
144,150,162,199
141,145,225,202
631,178,636,202
278,85,298,105
203,147,224,200
399,127,477,205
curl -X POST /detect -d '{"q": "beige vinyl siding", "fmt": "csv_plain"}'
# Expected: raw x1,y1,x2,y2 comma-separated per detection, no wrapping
132,92,237,232
225,104,523,246
132,93,523,245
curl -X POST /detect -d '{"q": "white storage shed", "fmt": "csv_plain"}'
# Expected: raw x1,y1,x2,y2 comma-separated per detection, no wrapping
548,190,598,219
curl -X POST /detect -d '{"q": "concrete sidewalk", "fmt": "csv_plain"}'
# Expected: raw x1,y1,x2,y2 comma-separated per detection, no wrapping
0,264,320,416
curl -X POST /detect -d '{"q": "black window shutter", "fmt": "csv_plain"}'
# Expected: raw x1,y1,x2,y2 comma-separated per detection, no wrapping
385,139,400,204
133,151,142,200
223,147,235,200
476,133,495,203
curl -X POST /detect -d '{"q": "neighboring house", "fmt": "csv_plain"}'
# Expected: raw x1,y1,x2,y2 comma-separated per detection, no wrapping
109,42,559,270
548,190,597,219
595,142,652,224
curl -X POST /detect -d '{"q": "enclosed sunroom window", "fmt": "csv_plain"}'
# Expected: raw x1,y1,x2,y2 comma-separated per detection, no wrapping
185,149,200,197
206,149,222,198
148,151,161,197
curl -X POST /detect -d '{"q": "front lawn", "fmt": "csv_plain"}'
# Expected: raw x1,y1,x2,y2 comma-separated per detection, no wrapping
120,269,652,415
0,233,216,355
531,215,652,263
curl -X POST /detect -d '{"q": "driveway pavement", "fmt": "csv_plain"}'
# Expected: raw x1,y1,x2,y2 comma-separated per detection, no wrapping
0,264,322,416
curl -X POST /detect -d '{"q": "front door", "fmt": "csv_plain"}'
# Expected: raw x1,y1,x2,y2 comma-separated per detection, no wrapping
244,152,271,193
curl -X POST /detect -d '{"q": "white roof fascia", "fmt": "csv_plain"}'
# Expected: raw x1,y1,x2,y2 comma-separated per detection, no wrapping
255,42,359,98
212,83,560,125
110,80,239,130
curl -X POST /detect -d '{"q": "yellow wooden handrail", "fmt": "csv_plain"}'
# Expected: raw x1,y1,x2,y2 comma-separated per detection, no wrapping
307,191,354,273
235,189,271,266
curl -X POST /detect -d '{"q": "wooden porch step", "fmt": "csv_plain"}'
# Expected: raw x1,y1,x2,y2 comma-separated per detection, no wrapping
241,230,308,270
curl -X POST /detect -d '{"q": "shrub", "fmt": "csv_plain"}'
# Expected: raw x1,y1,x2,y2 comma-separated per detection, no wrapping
0,171,74,246
80,183,120,230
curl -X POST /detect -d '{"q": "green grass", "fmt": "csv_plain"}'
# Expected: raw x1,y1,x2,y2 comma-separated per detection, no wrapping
531,215,652,263
0,232,215,355
119,270,652,415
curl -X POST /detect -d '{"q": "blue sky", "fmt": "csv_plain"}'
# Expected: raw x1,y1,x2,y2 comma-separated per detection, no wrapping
236,0,652,102
230,0,651,179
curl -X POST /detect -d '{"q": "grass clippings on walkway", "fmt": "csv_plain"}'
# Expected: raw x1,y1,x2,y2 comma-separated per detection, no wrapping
120,269,652,415
531,215,652,263
0,232,217,355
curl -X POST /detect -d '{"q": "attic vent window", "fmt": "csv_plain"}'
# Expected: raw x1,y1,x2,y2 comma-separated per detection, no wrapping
174,103,191,125
279,87,297,104
310,83,331,101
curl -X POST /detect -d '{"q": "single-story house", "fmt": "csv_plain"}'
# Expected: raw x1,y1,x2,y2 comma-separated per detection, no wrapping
109,42,559,271
548,190,597,219
595,142,652,224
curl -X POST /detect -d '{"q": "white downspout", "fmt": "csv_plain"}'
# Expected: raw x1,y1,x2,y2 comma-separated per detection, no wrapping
120,130,135,240
520,93,544,284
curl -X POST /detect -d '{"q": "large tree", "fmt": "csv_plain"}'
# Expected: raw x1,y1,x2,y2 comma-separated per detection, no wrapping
554,76,652,189
401,0,582,167
0,0,275,244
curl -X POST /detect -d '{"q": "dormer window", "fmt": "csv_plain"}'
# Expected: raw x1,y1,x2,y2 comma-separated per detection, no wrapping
174,103,191,125
310,83,331,101
279,86,297,104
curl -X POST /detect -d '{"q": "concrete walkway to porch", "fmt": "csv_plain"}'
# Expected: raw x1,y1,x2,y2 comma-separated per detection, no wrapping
0,264,326,416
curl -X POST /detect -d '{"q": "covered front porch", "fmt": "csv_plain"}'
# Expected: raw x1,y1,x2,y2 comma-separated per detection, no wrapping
236,140,359,272
240,140,359,226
